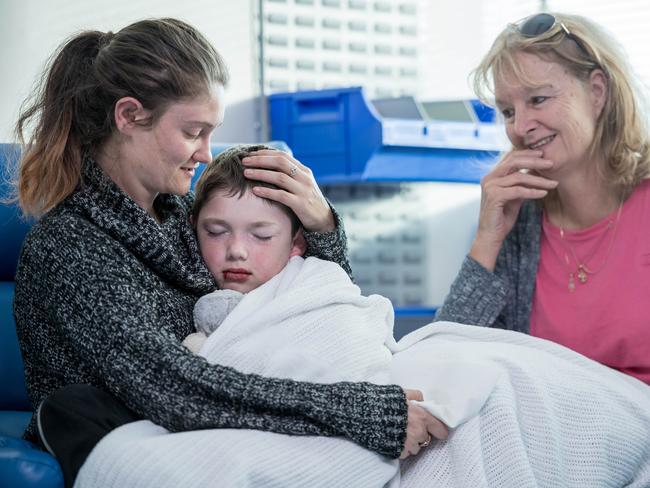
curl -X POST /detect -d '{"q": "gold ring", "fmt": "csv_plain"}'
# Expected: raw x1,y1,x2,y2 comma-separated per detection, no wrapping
289,165,298,177
419,434,432,448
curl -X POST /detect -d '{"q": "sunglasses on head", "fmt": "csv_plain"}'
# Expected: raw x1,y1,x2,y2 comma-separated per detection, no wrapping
517,12,595,63
518,12,569,37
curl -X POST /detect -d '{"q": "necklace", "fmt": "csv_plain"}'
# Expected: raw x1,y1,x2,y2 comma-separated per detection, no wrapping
556,201,623,292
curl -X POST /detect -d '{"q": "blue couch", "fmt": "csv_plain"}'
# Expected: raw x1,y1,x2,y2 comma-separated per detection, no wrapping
0,141,289,487
0,143,64,487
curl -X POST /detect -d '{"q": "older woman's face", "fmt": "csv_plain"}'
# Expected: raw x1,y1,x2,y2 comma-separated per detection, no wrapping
494,51,606,176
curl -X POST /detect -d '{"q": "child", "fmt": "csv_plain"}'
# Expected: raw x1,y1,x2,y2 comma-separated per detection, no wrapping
180,144,404,486
182,145,398,384
182,144,308,353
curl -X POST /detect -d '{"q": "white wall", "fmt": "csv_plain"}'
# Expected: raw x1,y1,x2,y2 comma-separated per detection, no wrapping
5,1,650,139
546,0,650,92
0,0,260,143
417,0,540,101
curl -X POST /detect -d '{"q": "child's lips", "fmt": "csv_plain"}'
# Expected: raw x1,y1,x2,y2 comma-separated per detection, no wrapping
223,269,252,282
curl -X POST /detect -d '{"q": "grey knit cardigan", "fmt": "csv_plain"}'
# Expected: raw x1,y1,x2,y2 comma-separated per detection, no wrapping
14,160,407,458
436,201,542,332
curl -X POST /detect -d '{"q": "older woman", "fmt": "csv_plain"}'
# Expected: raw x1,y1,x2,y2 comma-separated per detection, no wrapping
437,12,650,385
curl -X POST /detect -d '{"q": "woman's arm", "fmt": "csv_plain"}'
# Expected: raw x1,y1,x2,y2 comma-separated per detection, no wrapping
467,150,557,271
436,201,542,330
435,255,509,327
15,224,404,457
435,148,556,328
302,206,352,277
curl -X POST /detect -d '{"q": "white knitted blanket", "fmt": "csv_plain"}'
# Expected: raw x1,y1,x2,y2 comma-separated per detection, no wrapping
393,322,650,487
75,257,401,488
75,257,650,487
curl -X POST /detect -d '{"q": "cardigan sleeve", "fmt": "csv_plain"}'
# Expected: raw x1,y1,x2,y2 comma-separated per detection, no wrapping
14,223,406,458
302,203,352,277
435,255,510,327
435,201,542,331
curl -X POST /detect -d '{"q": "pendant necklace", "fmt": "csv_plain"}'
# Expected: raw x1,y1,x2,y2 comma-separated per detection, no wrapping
557,200,623,292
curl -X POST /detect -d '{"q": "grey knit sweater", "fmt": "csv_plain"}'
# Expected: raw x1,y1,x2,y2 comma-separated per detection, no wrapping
14,159,407,458
436,201,542,332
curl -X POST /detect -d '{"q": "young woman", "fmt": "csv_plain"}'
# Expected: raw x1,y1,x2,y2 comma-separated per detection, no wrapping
12,18,444,487
437,12,650,385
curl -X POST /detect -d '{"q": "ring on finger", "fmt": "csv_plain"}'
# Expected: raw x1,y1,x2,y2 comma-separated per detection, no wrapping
289,165,298,177
418,434,432,448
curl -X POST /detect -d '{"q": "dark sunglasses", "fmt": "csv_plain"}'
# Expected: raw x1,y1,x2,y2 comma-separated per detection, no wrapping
517,13,595,63
518,12,570,37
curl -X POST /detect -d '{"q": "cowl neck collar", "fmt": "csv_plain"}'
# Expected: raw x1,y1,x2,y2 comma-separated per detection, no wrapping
64,158,215,295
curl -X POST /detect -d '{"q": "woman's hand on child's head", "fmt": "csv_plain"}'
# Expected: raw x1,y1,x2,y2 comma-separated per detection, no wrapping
241,150,335,233
400,389,449,459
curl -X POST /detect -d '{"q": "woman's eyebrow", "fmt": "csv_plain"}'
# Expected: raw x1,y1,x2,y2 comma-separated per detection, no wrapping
186,120,220,129
495,84,555,106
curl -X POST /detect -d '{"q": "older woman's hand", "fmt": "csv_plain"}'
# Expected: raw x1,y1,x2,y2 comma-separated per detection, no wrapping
241,150,335,233
400,389,449,459
470,149,558,271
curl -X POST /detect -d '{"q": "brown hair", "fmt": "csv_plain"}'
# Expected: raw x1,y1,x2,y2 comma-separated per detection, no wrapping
14,18,229,217
192,145,301,235
472,12,650,192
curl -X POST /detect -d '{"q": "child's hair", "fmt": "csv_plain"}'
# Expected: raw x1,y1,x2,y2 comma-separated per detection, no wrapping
192,145,301,235
15,18,229,217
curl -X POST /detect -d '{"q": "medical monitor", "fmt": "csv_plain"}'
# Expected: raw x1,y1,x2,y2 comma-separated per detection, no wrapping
371,96,425,120
420,100,478,123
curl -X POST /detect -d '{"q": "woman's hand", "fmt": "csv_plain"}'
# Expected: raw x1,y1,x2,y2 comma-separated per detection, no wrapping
400,389,449,460
471,149,558,271
241,150,335,233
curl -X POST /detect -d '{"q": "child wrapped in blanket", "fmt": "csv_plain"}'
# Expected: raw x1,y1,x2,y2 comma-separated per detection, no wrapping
179,144,423,487
182,144,397,387
182,144,308,355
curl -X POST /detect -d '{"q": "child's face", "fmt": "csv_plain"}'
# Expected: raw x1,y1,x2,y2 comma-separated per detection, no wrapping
195,189,305,293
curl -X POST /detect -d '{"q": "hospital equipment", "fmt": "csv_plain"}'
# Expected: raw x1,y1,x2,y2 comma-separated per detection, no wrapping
269,86,508,336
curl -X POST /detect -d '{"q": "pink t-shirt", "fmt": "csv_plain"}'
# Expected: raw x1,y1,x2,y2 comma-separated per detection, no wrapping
531,179,650,385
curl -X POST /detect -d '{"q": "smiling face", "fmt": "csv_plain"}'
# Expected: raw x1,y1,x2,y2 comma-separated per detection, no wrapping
195,189,306,293
494,51,607,175
126,84,226,200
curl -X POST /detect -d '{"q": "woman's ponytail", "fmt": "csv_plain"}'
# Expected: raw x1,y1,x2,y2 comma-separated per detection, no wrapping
15,31,108,217
14,18,229,218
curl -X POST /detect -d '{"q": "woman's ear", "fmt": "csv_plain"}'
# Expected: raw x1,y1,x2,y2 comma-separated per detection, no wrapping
589,69,608,117
290,229,307,257
114,97,150,134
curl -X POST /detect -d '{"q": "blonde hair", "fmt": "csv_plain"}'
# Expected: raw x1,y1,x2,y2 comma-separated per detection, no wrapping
472,12,650,191
14,18,229,217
